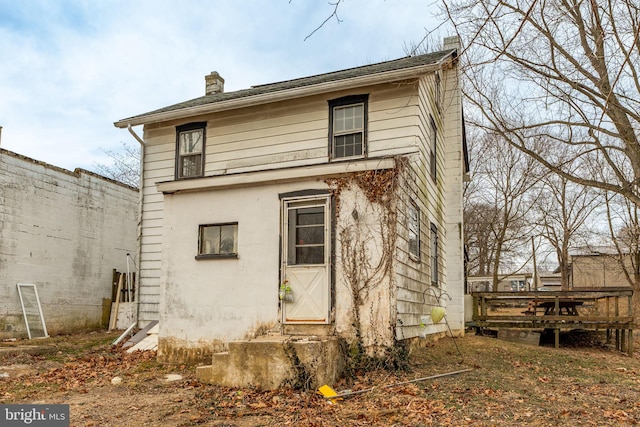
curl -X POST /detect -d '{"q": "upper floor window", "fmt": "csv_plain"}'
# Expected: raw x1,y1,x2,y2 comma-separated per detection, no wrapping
429,115,437,181
329,95,368,160
176,122,206,179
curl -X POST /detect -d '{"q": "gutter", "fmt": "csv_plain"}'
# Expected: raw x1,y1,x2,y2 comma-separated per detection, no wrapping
114,54,453,128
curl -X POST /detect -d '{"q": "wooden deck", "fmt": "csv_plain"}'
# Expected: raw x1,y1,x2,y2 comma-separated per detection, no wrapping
467,288,635,355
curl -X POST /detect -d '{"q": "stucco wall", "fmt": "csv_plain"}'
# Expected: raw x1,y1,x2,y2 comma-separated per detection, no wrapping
333,185,395,352
157,179,330,362
0,149,138,338
157,174,407,362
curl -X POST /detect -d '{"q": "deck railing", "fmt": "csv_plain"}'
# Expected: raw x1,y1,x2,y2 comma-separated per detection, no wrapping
468,288,634,354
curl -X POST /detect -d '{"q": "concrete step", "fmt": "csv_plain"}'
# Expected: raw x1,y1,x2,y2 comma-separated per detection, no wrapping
195,336,343,390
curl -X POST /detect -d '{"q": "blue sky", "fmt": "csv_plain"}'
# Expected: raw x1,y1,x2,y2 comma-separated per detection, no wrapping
0,0,446,173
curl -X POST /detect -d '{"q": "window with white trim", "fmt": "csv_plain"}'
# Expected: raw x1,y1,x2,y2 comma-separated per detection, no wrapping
197,222,238,259
430,223,439,286
435,72,442,112
429,115,437,181
408,201,420,260
329,95,368,159
176,122,206,179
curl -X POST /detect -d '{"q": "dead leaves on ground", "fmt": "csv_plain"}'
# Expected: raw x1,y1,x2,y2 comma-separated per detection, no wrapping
1,347,160,395
3,333,640,426
194,380,454,427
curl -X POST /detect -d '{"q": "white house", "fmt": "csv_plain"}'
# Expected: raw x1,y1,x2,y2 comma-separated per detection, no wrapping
0,148,138,339
115,37,467,367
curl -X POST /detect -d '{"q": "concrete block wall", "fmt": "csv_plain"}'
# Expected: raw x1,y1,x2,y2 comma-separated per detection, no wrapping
0,149,139,338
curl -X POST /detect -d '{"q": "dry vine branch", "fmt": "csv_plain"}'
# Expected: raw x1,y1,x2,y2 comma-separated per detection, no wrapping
327,164,402,354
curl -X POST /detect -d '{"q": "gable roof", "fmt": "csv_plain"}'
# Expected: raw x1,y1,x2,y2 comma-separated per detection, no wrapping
114,49,456,128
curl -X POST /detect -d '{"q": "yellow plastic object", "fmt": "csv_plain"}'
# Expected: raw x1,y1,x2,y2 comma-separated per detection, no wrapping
431,306,446,324
317,384,341,404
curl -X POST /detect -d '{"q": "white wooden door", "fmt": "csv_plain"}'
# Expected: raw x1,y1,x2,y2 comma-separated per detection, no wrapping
282,196,330,323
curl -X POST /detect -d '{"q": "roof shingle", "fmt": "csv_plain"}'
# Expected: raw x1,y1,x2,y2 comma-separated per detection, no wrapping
117,49,455,126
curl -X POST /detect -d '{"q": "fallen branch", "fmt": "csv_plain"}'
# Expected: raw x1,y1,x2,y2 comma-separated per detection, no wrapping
319,368,473,400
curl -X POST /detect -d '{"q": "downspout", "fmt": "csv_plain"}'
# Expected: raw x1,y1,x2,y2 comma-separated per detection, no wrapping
128,124,145,327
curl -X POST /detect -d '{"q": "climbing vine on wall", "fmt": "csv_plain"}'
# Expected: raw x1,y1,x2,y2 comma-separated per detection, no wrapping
325,158,408,363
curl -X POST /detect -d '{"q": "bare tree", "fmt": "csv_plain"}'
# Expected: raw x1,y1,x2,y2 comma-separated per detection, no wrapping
534,169,601,289
464,129,542,289
464,201,500,276
604,191,640,290
445,0,640,205
93,141,141,188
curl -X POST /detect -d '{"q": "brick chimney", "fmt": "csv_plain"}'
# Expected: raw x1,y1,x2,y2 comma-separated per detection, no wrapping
443,36,460,52
205,71,225,95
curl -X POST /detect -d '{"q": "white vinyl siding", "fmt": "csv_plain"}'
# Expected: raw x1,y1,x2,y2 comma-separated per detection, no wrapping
395,72,450,339
200,83,420,176
137,125,174,324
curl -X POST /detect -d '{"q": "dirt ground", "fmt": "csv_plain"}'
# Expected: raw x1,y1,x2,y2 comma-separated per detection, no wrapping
1,329,640,426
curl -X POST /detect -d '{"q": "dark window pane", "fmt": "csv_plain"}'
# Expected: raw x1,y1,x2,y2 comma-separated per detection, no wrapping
354,133,363,155
297,207,324,225
334,133,363,158
201,226,220,254
296,246,324,264
180,129,203,154
220,225,237,254
297,226,324,245
181,155,201,177
409,236,418,256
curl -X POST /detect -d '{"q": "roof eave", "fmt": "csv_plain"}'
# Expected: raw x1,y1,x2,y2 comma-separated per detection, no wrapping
114,57,449,129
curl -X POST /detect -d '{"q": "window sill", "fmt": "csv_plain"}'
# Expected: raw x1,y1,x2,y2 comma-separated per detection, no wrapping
330,155,365,162
176,174,204,181
195,254,238,260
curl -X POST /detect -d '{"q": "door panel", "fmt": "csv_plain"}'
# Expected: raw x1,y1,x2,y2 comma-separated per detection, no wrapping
284,266,328,322
282,197,330,324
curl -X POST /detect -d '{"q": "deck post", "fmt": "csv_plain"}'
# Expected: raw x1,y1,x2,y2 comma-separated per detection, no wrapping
615,297,621,351
554,328,560,348
628,330,634,357
621,330,627,353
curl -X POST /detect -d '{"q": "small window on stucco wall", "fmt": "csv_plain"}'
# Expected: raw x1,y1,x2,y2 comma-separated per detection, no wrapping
196,222,238,259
